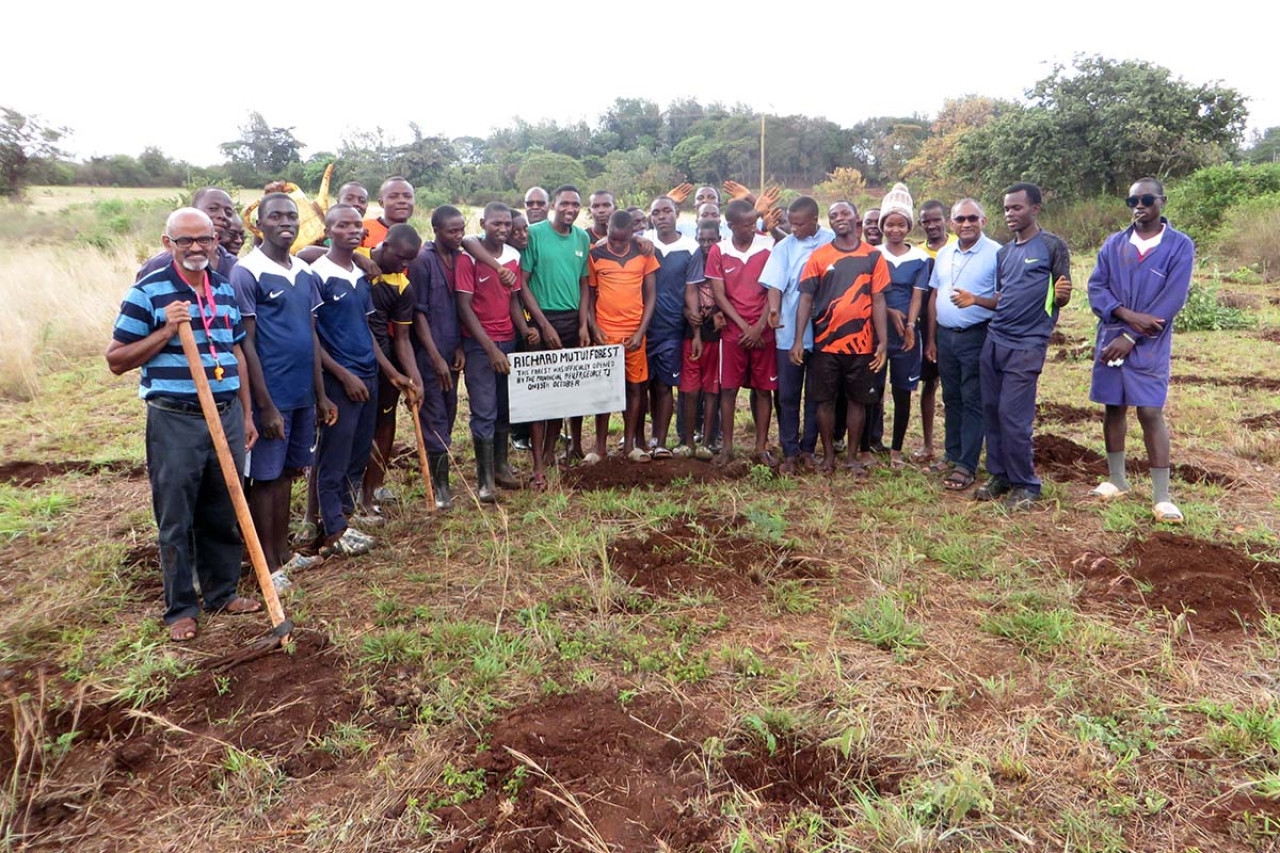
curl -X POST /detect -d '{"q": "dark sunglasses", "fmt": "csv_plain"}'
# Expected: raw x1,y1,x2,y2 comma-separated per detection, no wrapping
170,235,217,248
1125,194,1163,208
953,214,981,224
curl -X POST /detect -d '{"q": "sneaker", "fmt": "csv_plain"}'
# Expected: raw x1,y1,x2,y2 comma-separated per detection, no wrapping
270,571,293,594
672,445,693,459
327,528,373,556
694,445,714,461
350,513,385,528
512,437,531,451
647,437,659,450
346,527,376,545
373,486,398,504
582,452,602,466
833,439,847,453
282,552,324,573
973,478,1011,502
1003,488,1040,511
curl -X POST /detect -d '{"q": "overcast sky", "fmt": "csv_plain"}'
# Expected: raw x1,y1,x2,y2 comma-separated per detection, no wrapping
4,1,1272,167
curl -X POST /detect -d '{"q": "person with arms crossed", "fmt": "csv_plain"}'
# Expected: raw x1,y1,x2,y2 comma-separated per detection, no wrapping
926,199,1001,492
232,194,337,578
1086,178,1194,523
107,208,261,642
975,183,1072,509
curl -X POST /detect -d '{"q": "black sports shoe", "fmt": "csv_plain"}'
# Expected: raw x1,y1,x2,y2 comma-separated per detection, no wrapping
1003,487,1040,511
973,477,1011,501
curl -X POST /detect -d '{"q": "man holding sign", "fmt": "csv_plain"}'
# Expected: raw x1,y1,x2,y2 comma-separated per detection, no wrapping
587,210,659,463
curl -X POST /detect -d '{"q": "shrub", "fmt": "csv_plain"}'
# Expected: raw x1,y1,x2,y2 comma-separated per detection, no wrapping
1040,196,1134,252
1210,193,1280,282
1165,163,1280,246
1175,278,1250,332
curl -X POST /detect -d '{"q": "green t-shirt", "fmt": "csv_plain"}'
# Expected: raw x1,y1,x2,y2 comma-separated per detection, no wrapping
521,221,590,312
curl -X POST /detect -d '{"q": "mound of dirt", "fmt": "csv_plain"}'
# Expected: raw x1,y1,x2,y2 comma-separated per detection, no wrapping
1033,434,1239,488
433,692,719,852
609,515,815,599
1037,402,1097,425
1049,330,1086,347
1074,533,1280,633
722,739,903,806
1241,411,1280,430
0,459,144,486
563,457,749,491
1174,374,1280,392
1261,328,1280,344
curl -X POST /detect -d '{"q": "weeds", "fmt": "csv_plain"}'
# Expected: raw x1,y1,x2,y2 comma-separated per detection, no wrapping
840,595,926,652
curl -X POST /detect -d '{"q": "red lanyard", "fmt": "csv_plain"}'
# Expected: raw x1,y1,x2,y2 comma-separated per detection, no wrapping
177,263,234,380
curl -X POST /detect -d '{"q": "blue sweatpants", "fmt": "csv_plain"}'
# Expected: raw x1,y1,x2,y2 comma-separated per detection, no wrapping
980,338,1046,493
315,372,378,535
463,337,515,438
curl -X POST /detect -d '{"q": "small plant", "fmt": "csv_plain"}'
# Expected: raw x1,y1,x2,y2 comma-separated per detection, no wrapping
840,595,926,651
769,579,818,615
1174,278,1250,332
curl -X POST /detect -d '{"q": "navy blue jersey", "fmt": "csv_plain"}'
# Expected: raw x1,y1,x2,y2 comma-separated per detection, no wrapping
113,263,245,404
231,248,322,410
644,232,704,341
312,256,378,379
990,230,1071,350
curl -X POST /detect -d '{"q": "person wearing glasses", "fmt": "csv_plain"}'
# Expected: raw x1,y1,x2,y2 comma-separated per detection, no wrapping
107,208,262,642
136,187,240,281
975,183,1072,510
1086,178,1194,524
924,198,1001,492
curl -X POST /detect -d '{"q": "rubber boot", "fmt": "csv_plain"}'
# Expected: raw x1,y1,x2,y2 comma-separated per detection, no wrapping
475,436,497,504
494,429,520,489
428,451,452,511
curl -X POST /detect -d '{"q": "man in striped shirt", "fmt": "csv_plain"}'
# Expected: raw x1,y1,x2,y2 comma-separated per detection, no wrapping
107,208,262,642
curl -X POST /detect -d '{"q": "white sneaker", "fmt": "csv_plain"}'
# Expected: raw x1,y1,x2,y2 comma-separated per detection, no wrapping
270,571,293,593
282,552,324,573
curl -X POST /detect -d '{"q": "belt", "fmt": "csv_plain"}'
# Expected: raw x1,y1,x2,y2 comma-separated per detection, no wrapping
147,396,235,416
941,321,990,333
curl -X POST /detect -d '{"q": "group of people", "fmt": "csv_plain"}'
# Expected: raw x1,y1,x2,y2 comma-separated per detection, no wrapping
108,172,1195,642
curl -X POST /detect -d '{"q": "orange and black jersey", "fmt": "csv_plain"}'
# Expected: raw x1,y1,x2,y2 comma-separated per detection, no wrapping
798,241,889,355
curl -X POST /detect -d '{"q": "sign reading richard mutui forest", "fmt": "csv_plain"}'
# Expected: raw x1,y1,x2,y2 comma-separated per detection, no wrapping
508,345,626,422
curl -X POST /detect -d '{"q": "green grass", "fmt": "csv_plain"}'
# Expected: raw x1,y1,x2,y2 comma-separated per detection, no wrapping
0,487,72,541
840,595,926,652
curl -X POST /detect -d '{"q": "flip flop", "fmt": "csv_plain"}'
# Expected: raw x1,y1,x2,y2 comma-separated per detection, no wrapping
1153,501,1184,524
925,460,955,474
627,447,652,464
168,617,197,642
943,470,975,491
220,597,262,615
1088,482,1130,501
910,448,935,464
651,447,673,460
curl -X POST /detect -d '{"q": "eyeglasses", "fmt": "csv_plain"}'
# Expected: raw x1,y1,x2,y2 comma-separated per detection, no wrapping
1125,194,1163,208
169,235,217,248
953,215,981,224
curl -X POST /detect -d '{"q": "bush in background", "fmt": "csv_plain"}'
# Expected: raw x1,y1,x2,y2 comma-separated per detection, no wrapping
1209,194,1280,282
1040,196,1135,252
1174,278,1251,332
1165,163,1280,246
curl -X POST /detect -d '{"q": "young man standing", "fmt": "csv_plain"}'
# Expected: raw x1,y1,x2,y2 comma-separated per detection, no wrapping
707,199,776,467
520,185,593,483
337,182,370,217
137,187,240,281
457,202,538,501
587,210,659,463
311,205,413,553
358,225,424,515
760,196,835,474
232,194,337,577
1087,178,1194,523
107,208,261,642
875,185,932,469
927,199,1001,492
408,206,467,509
676,219,723,459
642,196,703,456
861,208,883,247
362,177,415,249
793,201,889,474
585,190,616,243
976,183,1072,509
913,199,955,464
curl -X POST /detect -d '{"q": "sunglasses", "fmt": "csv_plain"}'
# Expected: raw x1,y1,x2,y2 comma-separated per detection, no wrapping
1125,194,1163,208
952,215,981,224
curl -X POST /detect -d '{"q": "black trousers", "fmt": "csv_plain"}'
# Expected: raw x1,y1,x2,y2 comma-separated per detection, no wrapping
146,398,246,623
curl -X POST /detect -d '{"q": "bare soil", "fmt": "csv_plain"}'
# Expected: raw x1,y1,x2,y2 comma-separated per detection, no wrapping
0,459,144,486
563,457,748,491
1174,374,1280,392
1033,433,1239,488
1240,411,1280,430
1037,402,1098,425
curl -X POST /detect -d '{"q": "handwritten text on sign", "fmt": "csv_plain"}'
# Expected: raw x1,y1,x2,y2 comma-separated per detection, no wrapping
508,345,625,421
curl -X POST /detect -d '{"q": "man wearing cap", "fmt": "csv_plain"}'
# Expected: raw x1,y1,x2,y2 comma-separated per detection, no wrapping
107,208,261,642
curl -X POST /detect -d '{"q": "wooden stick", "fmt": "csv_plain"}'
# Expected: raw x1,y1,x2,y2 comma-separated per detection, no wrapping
408,399,436,512
176,322,290,643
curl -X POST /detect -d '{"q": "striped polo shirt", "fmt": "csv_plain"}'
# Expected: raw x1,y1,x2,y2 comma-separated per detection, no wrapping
112,262,246,404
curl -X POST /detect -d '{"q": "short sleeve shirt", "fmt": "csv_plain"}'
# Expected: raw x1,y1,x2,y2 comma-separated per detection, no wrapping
231,247,322,410
929,235,1001,330
521,221,591,312
642,232,704,341
989,230,1071,351
311,255,377,379
705,234,774,327
588,243,660,337
456,244,522,342
368,269,415,361
798,241,890,355
877,245,932,317
113,263,245,404
361,218,389,249
758,226,835,351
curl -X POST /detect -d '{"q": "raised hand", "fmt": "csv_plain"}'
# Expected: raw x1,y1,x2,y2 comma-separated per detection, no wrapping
754,186,782,217
667,183,694,204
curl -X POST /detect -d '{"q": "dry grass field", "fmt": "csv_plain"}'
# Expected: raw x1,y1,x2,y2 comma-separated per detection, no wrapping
2,187,1280,851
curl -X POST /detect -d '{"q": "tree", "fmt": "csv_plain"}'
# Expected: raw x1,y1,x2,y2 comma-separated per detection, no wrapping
1247,127,1280,165
946,57,1248,199
514,150,587,195
902,96,1011,197
813,167,867,203
220,112,303,187
0,107,66,198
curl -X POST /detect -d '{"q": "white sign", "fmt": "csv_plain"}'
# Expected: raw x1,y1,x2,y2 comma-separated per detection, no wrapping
509,345,626,421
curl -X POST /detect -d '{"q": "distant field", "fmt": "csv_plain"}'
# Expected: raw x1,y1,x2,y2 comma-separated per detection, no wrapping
23,186,187,212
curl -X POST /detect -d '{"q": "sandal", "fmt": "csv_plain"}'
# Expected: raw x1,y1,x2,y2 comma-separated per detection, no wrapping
169,617,198,642
220,597,262,615
1153,501,1184,524
754,450,778,468
1088,482,1129,501
531,472,548,491
910,447,935,464
843,461,870,478
926,459,955,474
651,447,673,460
627,447,652,464
943,469,975,491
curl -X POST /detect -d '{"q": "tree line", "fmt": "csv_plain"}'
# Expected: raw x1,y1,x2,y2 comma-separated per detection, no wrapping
3,56,1270,208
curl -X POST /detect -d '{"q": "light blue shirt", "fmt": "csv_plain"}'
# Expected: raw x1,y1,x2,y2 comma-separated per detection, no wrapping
759,227,835,350
929,234,1001,330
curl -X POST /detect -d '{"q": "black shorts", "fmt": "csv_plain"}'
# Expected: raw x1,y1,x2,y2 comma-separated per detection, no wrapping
376,370,401,426
543,309,581,350
920,356,939,385
808,351,881,405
